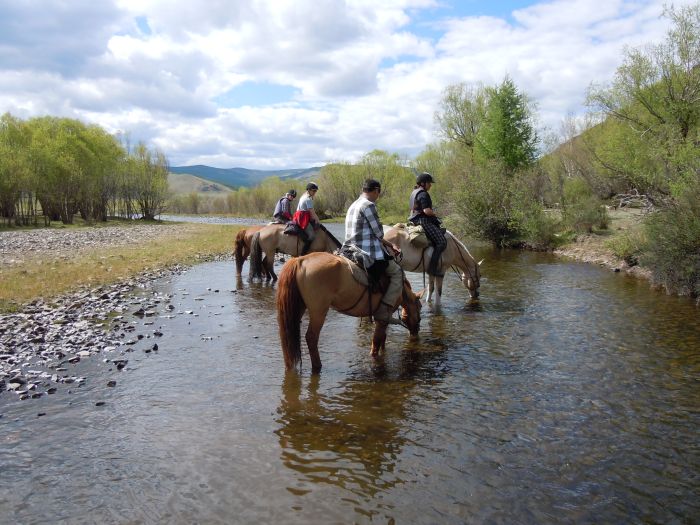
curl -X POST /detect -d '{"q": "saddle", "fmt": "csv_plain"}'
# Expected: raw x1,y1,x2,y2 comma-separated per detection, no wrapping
337,253,389,294
283,220,306,239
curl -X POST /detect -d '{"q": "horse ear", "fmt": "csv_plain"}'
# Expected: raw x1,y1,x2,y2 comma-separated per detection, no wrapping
416,288,427,301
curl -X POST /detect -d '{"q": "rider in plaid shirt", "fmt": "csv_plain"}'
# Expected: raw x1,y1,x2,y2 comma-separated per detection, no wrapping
343,179,403,322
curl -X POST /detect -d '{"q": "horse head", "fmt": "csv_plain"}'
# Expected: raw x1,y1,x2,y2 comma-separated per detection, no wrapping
461,260,481,299
400,281,423,335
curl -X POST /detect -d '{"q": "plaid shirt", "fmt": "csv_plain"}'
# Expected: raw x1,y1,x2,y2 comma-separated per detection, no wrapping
344,195,387,264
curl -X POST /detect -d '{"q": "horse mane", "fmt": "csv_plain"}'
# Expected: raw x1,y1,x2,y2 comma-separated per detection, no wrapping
319,224,342,248
277,258,305,369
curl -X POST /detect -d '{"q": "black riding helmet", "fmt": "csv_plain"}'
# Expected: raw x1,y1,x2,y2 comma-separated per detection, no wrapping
306,182,319,191
416,172,434,185
288,189,297,197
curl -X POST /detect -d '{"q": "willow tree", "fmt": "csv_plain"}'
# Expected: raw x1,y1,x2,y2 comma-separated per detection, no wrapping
130,143,169,220
0,113,31,224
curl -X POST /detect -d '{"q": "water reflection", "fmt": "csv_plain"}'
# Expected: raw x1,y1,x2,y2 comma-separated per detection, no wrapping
275,338,452,507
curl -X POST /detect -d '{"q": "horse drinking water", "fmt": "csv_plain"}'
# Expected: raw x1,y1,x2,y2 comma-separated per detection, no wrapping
276,252,423,372
384,225,481,305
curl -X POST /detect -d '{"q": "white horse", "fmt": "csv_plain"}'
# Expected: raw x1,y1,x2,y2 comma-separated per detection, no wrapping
384,225,481,305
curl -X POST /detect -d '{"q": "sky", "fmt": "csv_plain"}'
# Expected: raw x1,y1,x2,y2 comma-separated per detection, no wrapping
0,0,693,169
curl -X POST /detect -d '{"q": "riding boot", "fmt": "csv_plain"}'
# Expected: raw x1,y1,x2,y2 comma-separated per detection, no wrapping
428,249,444,277
373,302,393,322
301,240,312,255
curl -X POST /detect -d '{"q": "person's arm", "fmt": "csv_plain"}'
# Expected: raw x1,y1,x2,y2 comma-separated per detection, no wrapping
310,208,320,224
366,206,401,255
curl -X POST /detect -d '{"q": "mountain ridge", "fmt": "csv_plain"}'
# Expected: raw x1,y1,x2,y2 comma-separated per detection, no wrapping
169,165,322,189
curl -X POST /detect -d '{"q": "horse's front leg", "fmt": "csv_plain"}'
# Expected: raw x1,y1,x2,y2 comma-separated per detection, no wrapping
371,321,388,357
427,275,435,302
434,275,443,306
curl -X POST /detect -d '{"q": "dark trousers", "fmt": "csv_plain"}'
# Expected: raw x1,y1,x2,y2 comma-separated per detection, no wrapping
413,217,447,276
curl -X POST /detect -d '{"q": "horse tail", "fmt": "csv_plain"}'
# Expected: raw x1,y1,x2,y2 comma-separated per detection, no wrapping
277,258,305,369
250,231,263,280
234,229,247,275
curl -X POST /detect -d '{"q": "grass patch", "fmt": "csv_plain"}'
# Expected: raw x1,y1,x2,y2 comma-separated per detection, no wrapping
0,223,242,312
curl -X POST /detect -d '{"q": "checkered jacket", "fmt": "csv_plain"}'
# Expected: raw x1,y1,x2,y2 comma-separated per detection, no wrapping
343,195,387,265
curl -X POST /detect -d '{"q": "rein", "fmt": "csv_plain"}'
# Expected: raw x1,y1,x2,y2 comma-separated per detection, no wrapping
452,235,479,288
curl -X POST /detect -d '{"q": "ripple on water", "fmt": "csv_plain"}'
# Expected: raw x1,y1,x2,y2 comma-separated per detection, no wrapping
1,251,699,523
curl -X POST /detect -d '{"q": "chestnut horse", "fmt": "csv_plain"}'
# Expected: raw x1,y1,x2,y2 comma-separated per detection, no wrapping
234,225,266,276
250,223,341,281
384,225,481,305
276,252,423,372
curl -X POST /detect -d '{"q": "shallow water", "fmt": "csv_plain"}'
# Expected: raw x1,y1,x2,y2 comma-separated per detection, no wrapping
1,230,699,524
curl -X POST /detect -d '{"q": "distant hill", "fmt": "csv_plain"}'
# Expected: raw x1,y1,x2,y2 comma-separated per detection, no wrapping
169,165,322,189
168,173,234,196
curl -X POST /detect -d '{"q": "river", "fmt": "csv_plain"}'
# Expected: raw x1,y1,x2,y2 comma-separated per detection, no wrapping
1,223,698,523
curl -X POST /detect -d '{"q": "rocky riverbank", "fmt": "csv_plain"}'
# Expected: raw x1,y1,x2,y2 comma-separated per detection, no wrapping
553,233,652,280
0,223,195,266
0,224,231,402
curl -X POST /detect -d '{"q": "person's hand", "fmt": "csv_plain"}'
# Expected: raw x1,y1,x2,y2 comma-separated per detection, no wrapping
391,243,401,256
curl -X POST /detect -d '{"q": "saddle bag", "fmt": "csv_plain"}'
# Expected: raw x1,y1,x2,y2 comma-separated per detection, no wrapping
406,223,430,248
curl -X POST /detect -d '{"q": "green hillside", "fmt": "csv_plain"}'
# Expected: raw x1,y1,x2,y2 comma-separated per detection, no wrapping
169,165,321,188
168,173,233,196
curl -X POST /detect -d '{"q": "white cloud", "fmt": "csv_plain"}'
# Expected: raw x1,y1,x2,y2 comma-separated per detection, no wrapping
0,0,692,168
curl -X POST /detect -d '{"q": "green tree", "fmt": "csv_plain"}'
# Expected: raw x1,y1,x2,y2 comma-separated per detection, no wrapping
434,83,489,151
587,4,700,199
476,76,538,173
131,143,169,220
0,113,31,224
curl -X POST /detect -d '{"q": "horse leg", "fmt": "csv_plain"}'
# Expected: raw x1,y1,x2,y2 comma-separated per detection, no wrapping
371,321,388,357
263,252,277,281
434,275,443,306
305,310,328,372
427,275,435,302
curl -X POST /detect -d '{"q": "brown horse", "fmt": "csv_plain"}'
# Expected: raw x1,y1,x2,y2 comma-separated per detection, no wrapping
250,223,341,281
234,225,266,276
276,252,423,372
384,225,481,305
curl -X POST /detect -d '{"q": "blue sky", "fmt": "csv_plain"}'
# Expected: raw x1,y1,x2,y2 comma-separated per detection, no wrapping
0,0,691,168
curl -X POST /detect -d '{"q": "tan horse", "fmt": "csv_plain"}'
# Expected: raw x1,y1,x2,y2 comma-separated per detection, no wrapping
276,252,423,372
250,223,342,281
384,225,481,305
234,225,266,277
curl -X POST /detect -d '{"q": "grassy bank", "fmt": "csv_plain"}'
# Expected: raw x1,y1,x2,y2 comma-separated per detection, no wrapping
0,223,242,313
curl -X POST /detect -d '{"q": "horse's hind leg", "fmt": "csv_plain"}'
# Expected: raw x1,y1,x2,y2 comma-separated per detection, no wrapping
427,275,435,302
263,253,277,281
305,309,328,372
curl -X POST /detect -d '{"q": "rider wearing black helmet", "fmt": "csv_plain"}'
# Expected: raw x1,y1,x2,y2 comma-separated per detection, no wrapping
293,182,321,254
273,189,297,223
408,172,447,277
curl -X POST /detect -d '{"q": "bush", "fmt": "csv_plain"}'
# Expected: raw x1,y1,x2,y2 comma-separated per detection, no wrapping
641,183,700,300
561,177,608,233
605,229,645,266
